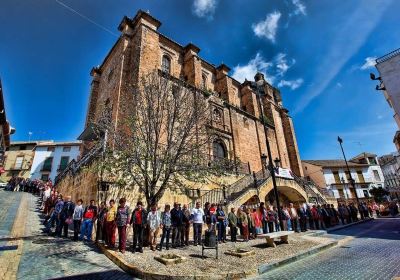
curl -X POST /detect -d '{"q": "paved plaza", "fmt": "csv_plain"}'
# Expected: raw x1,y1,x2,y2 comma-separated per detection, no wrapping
1,190,399,280
254,218,400,280
0,190,132,280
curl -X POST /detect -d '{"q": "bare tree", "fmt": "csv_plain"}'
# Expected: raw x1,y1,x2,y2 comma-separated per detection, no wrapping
94,71,226,207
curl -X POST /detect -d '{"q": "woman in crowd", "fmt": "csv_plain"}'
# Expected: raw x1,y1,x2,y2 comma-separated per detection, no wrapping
216,204,227,243
159,204,172,250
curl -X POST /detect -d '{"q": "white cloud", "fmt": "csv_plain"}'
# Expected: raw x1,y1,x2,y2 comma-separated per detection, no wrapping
252,11,281,42
291,0,306,16
360,56,377,70
232,53,273,83
336,82,343,88
275,53,296,76
278,79,304,90
293,1,393,115
192,0,217,19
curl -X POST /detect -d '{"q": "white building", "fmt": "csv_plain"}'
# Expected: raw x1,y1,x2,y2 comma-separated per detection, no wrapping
30,141,81,182
374,48,400,150
302,153,385,201
379,152,400,199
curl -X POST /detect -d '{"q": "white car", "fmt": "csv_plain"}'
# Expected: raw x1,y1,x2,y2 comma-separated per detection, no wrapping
0,182,7,189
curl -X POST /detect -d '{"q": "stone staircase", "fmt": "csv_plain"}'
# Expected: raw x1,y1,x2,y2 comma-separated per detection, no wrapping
188,169,270,208
189,169,336,208
292,173,335,205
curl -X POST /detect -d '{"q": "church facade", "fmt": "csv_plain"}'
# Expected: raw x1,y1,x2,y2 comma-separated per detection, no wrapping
83,10,303,177
55,10,325,208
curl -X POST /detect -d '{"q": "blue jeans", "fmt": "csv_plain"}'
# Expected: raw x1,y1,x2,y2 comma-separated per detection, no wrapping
45,212,59,233
217,222,226,241
80,219,93,240
287,219,292,231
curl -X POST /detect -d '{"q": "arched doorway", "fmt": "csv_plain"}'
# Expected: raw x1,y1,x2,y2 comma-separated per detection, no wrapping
242,195,260,209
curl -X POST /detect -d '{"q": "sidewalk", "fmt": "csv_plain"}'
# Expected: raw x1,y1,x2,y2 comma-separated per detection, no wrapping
99,217,375,279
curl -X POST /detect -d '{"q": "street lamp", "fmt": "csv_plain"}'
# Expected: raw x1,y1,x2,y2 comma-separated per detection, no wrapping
337,136,360,205
274,157,281,169
251,73,283,230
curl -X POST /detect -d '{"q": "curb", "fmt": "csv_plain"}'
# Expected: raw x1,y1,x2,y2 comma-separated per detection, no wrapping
327,218,374,233
99,239,338,280
258,240,338,275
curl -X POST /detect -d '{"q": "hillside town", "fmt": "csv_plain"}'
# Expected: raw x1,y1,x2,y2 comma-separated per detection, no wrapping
0,3,399,280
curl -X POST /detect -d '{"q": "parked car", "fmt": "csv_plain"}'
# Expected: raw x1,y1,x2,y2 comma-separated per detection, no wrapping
0,182,7,189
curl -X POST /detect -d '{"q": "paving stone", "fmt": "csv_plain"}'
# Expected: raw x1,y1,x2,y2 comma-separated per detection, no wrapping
0,190,132,280
253,218,400,280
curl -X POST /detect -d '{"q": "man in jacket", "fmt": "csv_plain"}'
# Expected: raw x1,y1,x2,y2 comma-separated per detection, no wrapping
170,202,184,248
58,195,75,238
130,201,147,253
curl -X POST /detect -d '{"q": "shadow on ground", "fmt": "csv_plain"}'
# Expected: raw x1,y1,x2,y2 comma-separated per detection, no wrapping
329,218,400,241
48,269,133,280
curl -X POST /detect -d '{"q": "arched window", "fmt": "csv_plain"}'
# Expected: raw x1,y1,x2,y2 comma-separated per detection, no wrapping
161,55,171,73
213,140,227,160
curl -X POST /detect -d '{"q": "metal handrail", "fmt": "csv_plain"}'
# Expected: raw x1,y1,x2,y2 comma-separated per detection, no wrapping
376,48,400,64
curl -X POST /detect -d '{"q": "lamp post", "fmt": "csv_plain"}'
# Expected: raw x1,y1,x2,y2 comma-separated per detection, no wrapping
252,73,283,229
337,136,360,205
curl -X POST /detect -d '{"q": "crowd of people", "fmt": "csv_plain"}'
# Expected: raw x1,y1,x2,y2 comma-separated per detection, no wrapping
5,177,398,255
36,190,392,255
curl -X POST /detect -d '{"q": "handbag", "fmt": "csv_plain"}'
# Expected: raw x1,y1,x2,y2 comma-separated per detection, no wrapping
65,218,73,225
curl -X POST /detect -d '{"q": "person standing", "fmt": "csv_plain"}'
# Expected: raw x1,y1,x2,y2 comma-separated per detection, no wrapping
72,199,84,241
104,199,117,248
58,195,74,238
267,206,275,233
216,204,227,243
228,207,238,242
311,205,320,229
182,204,191,246
80,200,98,241
130,201,147,253
297,204,307,232
115,198,130,253
171,203,184,248
259,202,268,234
95,201,107,243
191,201,204,246
159,204,172,250
147,203,161,251
45,194,63,235
289,203,299,233
237,208,249,241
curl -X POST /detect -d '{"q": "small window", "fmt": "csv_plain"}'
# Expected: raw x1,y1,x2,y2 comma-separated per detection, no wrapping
41,174,49,181
161,55,171,73
19,145,26,150
42,157,53,171
201,74,207,89
333,171,341,184
47,147,55,152
373,170,381,181
14,156,24,169
63,146,71,152
59,156,70,171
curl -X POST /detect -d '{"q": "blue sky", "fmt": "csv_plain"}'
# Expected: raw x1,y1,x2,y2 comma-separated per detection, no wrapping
1,0,399,160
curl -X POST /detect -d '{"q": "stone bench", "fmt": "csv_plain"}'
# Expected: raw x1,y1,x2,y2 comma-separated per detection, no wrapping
263,231,294,247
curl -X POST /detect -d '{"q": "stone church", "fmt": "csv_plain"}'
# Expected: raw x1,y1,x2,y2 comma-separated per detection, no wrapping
56,10,333,208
